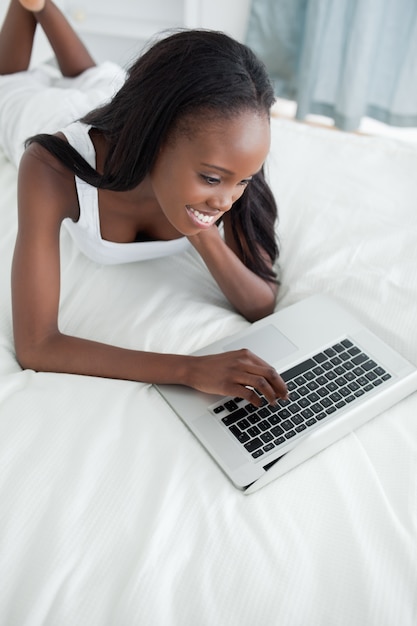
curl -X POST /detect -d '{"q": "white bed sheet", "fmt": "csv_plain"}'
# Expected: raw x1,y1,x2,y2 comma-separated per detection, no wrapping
0,117,416,626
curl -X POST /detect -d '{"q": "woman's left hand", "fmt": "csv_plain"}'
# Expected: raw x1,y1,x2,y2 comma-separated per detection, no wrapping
187,222,278,322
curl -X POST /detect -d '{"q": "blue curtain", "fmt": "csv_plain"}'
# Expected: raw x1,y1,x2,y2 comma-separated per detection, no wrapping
246,0,417,131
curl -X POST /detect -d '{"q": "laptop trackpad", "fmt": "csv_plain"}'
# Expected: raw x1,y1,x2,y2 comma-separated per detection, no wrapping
223,325,297,365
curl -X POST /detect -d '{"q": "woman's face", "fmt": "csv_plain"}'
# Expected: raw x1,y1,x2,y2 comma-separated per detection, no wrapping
149,110,271,235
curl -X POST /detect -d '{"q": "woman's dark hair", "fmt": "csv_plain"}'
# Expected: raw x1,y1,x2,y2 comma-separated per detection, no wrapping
27,29,279,282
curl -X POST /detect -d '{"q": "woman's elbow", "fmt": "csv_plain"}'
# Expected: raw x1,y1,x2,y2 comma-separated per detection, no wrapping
242,290,278,322
15,342,42,371
14,333,60,372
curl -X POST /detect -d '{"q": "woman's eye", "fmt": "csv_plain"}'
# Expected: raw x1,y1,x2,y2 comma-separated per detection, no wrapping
200,174,220,185
199,174,252,187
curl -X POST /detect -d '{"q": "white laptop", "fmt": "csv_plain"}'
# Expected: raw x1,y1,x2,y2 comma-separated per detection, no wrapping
156,295,417,493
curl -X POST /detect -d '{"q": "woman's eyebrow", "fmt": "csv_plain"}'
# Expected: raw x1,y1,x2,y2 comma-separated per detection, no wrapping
200,162,235,175
200,163,257,180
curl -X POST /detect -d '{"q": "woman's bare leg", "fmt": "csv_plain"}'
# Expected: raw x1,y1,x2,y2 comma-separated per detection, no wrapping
0,0,37,73
34,0,96,77
0,0,96,77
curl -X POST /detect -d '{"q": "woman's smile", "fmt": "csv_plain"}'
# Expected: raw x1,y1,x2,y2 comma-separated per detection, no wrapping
186,205,220,228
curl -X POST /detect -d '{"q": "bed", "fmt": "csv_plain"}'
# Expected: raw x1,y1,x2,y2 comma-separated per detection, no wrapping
1,115,416,625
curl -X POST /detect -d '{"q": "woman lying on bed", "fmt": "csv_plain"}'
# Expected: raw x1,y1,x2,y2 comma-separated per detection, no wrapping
3,0,287,405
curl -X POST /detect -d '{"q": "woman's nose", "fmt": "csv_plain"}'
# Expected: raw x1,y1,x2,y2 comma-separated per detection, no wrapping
207,190,236,213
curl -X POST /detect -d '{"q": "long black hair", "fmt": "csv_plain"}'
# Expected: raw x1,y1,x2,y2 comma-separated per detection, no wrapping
27,29,279,282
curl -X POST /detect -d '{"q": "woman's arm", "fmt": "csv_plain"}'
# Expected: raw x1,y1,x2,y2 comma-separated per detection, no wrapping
12,146,286,405
187,212,278,322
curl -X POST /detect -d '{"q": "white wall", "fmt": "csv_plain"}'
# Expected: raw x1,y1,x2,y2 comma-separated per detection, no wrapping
69,0,253,65
199,0,251,41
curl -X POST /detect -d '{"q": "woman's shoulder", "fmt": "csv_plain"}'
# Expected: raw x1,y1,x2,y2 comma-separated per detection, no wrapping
19,134,77,185
18,138,79,222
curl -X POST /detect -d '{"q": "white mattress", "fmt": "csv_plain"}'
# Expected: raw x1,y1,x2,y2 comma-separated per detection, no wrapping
0,117,416,626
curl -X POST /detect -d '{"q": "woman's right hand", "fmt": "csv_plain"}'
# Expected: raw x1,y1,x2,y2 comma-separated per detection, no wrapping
186,349,288,406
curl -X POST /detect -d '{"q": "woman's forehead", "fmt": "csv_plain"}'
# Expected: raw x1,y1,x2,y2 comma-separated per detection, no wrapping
173,110,271,175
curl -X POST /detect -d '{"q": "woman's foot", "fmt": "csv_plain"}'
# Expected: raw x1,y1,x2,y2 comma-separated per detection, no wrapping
18,0,45,12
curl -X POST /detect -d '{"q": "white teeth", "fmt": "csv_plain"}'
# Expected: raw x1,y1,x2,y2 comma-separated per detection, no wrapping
188,206,215,224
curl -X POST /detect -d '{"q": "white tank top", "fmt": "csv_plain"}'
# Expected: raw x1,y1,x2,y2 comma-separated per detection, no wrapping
62,121,189,265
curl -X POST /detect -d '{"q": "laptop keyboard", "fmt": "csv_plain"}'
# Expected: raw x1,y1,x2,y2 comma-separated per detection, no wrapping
212,339,392,461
